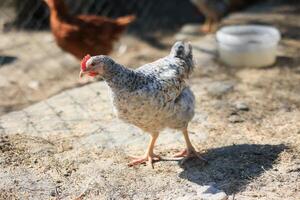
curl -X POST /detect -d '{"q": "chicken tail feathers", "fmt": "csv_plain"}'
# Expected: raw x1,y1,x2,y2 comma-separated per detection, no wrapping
170,41,194,78
116,15,136,26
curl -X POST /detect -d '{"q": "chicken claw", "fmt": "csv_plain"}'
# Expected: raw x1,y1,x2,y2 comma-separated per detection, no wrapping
128,154,161,168
174,148,208,164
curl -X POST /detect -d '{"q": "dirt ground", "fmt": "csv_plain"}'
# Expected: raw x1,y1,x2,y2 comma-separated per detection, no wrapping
0,0,300,199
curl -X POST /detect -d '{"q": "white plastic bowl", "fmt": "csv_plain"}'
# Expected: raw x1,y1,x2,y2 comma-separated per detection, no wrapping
216,25,281,68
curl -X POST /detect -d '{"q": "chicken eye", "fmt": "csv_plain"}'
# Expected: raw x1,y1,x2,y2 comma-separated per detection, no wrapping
90,62,96,67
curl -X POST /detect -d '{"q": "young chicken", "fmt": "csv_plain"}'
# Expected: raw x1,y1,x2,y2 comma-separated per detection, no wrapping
44,0,135,59
80,41,206,168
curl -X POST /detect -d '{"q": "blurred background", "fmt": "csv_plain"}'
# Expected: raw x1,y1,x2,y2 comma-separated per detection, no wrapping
1,0,202,32
0,0,299,116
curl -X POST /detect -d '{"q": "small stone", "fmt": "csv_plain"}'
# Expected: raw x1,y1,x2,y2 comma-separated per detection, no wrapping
228,115,244,123
63,172,70,177
229,110,238,116
200,185,228,200
235,102,249,111
50,190,56,197
27,80,40,90
207,82,234,97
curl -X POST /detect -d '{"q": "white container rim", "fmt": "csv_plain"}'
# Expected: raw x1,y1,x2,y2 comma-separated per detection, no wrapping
216,25,281,46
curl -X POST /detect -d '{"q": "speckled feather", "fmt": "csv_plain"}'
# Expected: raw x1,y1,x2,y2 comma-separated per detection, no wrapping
86,41,195,134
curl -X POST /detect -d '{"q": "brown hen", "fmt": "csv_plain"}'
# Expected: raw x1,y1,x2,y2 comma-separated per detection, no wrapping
44,0,135,59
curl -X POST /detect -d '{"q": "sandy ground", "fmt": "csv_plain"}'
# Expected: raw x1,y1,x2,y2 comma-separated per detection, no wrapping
0,0,300,199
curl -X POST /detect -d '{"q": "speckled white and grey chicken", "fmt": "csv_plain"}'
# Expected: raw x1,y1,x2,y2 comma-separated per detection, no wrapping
79,41,206,167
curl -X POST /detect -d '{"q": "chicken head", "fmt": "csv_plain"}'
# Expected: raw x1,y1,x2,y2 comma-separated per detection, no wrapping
79,55,114,78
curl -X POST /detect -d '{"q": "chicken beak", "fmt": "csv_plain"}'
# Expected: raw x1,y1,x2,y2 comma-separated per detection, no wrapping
79,70,85,78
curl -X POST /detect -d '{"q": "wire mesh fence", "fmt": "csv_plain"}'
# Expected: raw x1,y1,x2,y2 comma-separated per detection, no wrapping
1,0,203,32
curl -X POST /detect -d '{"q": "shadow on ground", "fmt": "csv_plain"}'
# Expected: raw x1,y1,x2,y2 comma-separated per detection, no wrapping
0,56,17,67
178,144,287,195
257,56,299,70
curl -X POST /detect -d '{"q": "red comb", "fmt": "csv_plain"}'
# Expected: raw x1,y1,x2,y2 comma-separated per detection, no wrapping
81,54,91,71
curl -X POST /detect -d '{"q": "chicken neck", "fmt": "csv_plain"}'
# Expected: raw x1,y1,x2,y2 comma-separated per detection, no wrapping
103,62,145,92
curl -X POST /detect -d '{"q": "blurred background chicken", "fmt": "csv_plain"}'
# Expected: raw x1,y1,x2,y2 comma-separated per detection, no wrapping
190,0,258,33
80,41,206,167
44,0,135,59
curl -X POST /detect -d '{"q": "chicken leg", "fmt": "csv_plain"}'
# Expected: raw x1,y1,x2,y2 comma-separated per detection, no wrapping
201,18,218,33
174,127,207,163
128,133,161,168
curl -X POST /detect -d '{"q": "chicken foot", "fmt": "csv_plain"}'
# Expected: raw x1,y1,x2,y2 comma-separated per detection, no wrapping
128,133,161,168
174,127,208,164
